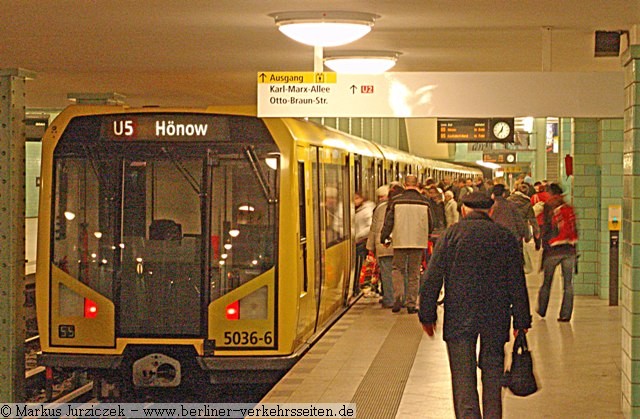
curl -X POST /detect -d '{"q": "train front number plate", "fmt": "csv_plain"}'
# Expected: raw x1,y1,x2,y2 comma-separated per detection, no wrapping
58,324,76,338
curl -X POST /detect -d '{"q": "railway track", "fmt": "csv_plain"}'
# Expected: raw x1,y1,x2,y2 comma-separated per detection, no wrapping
25,334,45,399
25,335,94,403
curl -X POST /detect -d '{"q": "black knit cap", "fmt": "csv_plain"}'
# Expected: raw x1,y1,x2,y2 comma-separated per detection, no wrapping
462,191,494,209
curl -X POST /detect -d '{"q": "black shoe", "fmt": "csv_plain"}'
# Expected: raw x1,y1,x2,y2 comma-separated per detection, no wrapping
407,307,418,314
392,300,402,313
557,317,570,322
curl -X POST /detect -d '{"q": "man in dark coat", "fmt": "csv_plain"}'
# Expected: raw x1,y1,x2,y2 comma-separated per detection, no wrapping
490,184,530,242
419,191,532,419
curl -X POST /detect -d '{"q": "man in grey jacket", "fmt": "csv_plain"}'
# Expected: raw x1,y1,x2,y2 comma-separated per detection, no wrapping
367,183,404,308
381,174,432,313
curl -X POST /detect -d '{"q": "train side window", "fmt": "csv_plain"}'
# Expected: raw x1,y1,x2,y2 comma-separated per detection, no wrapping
324,163,345,246
363,157,375,203
376,159,383,188
354,155,362,194
298,161,307,242
298,161,308,293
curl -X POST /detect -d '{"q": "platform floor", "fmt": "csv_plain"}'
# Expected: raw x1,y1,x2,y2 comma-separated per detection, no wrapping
261,256,623,418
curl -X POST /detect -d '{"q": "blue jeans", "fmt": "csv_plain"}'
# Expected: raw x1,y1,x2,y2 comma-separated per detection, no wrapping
378,256,394,307
391,248,423,309
446,337,505,419
537,253,576,320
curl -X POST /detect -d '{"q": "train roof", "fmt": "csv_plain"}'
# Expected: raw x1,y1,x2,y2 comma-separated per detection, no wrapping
47,104,481,176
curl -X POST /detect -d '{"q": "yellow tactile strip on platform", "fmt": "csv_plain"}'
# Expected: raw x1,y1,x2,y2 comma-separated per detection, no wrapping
349,312,423,419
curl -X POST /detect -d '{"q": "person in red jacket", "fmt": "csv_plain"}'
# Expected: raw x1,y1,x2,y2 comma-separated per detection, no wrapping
536,183,578,322
530,182,551,228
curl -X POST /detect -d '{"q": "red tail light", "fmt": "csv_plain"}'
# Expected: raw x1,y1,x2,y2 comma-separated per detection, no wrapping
225,301,239,320
84,298,98,318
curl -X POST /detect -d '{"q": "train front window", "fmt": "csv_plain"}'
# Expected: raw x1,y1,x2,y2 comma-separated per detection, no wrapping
51,114,279,337
208,150,278,301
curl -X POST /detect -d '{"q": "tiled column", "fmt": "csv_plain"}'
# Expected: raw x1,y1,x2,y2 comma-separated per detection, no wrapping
570,118,623,299
572,118,600,295
621,43,640,418
599,119,624,299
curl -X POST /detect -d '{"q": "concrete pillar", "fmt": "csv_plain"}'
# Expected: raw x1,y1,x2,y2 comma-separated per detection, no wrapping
621,40,640,418
0,68,34,402
534,118,547,181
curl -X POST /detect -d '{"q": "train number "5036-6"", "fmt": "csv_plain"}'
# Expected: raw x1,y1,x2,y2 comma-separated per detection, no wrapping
224,331,273,345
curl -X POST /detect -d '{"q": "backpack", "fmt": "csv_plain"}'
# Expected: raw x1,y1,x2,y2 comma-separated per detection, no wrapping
532,201,545,217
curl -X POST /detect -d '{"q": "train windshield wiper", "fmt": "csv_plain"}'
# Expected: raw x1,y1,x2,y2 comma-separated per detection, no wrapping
243,146,276,204
161,147,201,195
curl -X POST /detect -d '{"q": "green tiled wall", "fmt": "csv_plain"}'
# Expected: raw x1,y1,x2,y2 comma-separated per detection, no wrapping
621,44,640,417
599,119,624,299
572,118,600,296
570,118,623,300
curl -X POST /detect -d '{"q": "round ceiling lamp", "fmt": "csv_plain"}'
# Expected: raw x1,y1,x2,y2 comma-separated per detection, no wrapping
324,50,401,74
269,11,379,47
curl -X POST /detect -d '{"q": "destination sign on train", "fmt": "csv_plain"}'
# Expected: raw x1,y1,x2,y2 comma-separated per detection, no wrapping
99,114,230,141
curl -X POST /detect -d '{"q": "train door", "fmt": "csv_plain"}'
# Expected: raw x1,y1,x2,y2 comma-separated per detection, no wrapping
346,153,359,303
318,149,350,324
295,146,324,336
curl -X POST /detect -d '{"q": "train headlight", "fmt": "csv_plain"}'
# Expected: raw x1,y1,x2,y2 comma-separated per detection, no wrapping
84,298,98,318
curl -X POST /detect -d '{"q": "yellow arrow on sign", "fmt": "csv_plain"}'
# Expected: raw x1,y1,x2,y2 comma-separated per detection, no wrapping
257,72,337,84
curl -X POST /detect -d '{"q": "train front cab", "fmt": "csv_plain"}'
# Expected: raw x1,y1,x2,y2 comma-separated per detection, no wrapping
35,107,364,395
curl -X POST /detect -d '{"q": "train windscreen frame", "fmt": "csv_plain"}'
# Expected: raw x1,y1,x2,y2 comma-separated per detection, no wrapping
51,113,279,338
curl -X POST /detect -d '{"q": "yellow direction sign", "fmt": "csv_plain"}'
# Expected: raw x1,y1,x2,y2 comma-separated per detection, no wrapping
257,72,337,84
257,71,623,118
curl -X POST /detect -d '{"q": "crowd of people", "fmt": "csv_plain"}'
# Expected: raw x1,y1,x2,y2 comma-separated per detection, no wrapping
354,173,578,418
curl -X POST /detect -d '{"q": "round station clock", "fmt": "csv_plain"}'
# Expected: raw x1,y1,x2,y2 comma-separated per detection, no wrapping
492,121,511,140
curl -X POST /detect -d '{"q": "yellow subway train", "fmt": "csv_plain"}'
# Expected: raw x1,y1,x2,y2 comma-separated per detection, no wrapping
36,105,481,398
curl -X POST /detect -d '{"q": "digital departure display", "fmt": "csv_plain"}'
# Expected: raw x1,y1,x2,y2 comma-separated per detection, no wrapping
437,118,514,143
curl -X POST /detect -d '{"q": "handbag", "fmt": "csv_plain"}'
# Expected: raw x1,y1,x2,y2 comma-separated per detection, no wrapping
503,331,538,396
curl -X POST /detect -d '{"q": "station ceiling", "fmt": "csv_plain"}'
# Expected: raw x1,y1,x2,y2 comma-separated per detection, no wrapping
2,1,638,109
